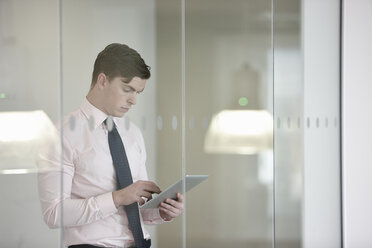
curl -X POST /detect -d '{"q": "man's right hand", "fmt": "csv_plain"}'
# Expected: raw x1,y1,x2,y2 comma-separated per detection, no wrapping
112,180,161,208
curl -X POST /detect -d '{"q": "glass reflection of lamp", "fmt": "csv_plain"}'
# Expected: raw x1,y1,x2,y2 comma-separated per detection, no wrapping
0,111,58,174
204,110,273,155
204,63,273,155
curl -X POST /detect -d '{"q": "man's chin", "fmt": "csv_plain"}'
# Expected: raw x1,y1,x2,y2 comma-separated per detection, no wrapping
112,108,130,117
111,111,126,118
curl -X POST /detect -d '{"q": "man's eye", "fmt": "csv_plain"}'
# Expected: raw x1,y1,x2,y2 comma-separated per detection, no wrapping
123,88,131,92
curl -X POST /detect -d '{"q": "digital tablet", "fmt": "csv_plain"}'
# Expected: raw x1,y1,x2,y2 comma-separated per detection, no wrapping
140,175,208,209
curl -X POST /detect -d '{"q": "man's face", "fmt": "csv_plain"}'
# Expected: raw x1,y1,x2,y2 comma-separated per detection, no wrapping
101,76,146,117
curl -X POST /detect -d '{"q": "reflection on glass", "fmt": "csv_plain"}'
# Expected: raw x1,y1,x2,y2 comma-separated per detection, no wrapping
155,0,184,247
0,111,52,142
185,0,273,247
172,115,178,130
157,116,163,131
0,111,58,173
205,110,273,155
273,0,302,246
0,0,61,246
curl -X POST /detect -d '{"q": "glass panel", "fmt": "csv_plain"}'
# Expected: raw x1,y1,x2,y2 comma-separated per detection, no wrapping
274,0,341,247
155,1,184,247
61,1,182,248
273,0,302,247
0,0,61,246
185,1,274,247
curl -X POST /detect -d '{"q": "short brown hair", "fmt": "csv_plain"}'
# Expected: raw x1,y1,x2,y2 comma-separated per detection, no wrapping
91,43,151,87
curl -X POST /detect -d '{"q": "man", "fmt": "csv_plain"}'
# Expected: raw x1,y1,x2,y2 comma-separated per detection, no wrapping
37,43,183,248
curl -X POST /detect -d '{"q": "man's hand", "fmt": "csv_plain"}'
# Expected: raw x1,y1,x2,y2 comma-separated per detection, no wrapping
112,180,161,208
159,193,184,221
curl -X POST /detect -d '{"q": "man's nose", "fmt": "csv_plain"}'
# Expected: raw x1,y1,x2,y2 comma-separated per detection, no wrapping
128,92,137,105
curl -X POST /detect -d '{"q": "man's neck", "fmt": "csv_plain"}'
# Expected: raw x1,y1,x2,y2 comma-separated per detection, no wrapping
86,90,105,115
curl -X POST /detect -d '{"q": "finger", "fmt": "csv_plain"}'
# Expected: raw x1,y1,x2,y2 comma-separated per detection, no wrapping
159,206,174,217
133,181,160,194
138,197,145,206
159,207,174,219
164,198,176,206
176,193,184,202
145,187,161,194
159,204,179,218
140,190,153,200
142,181,161,194
164,198,183,209
160,201,179,215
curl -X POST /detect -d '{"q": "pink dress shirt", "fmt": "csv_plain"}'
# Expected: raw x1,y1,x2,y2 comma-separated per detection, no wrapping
37,98,164,248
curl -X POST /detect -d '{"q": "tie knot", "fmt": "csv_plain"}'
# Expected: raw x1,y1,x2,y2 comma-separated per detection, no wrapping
104,117,115,132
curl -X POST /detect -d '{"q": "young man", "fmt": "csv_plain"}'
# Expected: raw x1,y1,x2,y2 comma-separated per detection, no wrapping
37,43,183,248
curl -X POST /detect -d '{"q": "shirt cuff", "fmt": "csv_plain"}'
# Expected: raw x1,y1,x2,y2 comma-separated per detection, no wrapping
141,208,171,225
95,192,118,217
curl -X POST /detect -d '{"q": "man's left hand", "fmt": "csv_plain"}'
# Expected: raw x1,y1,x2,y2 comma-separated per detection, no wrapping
159,193,184,221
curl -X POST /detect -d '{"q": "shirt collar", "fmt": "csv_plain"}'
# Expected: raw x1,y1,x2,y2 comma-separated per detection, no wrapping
80,97,109,130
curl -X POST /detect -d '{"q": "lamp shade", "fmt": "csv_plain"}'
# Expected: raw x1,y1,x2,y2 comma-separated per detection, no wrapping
0,110,58,174
204,110,273,155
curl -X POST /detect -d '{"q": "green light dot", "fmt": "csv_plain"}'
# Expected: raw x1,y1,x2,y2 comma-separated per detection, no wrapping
238,97,248,106
0,93,6,99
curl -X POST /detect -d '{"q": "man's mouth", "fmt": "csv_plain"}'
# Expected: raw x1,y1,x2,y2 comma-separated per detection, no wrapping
121,106,130,112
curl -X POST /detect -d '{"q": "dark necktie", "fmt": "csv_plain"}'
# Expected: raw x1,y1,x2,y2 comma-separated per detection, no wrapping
105,119,149,248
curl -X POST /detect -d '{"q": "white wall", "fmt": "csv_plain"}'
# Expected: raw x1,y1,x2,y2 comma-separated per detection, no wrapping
302,0,342,247
343,0,372,247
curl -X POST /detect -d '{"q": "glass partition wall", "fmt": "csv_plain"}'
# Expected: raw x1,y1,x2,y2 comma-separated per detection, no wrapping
273,0,302,247
0,0,342,247
155,0,184,247
0,0,61,247
274,0,342,247
61,1,177,247
184,1,274,247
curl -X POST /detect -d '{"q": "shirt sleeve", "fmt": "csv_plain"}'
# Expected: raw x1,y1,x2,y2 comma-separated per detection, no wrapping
141,208,167,225
37,130,118,229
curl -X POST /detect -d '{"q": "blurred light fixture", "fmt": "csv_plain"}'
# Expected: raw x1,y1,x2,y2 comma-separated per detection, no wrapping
0,110,58,174
204,110,273,155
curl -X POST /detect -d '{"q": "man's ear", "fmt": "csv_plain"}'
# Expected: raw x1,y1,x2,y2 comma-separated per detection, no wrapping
97,73,107,90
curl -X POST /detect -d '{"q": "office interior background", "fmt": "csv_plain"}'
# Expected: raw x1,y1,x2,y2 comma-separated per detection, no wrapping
0,0,371,247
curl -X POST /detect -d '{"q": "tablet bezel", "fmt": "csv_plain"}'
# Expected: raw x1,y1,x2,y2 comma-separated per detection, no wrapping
139,175,208,209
